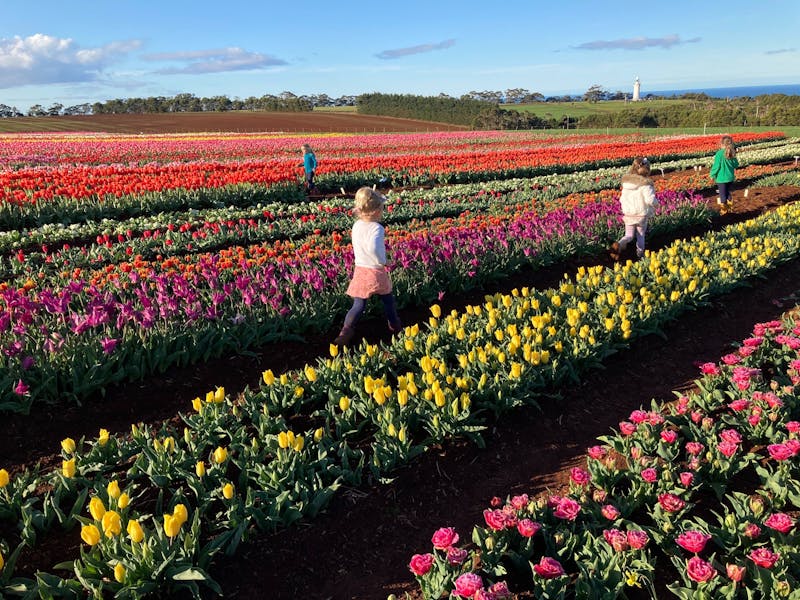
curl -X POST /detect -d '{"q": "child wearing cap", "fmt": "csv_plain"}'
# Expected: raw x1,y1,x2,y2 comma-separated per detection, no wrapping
609,157,657,261
334,187,402,346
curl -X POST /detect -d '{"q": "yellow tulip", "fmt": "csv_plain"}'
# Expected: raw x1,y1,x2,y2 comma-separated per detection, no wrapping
329,343,339,357
304,365,317,382
397,389,409,407
0,468,9,488
213,446,228,464
278,431,289,448
98,428,109,447
114,563,126,583
387,423,397,437
102,510,122,537
292,436,305,452
398,427,407,442
89,496,106,521
163,437,175,453
196,461,206,477
222,483,235,499
294,386,304,398
205,391,214,403
279,373,289,385
62,458,76,478
373,386,387,405
314,427,324,442
118,493,130,509
430,304,442,319
81,524,101,546
364,375,375,394
172,504,188,526
163,514,182,538
510,363,522,379
107,480,121,500
338,396,351,412
61,438,76,454
0,550,4,571
192,397,203,412
404,338,415,351
262,369,275,385
126,519,144,543
366,344,377,357
213,387,225,403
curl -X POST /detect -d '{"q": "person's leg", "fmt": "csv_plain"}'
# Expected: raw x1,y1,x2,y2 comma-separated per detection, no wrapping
635,222,647,257
379,293,402,332
335,297,366,345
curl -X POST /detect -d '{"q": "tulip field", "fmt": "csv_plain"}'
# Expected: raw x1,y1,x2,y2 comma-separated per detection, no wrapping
1,128,800,598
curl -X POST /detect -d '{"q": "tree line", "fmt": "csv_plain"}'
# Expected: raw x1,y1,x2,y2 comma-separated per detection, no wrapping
2,87,800,128
579,94,800,128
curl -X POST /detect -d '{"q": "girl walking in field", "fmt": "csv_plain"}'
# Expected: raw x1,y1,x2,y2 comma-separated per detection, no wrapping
334,187,402,346
709,135,739,214
300,143,318,194
609,157,657,261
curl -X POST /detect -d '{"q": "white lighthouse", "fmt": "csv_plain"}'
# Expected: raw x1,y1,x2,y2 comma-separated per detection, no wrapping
632,76,641,101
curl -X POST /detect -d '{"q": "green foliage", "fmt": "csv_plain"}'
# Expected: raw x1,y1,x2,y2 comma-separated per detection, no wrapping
356,93,494,126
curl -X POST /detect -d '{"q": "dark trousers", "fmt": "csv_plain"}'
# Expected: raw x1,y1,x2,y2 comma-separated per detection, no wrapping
717,182,733,202
343,295,401,330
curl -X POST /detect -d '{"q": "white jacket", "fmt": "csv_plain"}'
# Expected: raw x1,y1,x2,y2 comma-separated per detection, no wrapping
619,174,657,225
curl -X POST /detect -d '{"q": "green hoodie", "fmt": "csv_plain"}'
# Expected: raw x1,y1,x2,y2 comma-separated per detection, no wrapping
709,148,739,183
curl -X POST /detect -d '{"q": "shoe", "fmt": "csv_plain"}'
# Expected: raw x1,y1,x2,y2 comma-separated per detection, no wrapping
609,242,621,261
333,327,354,346
388,320,402,334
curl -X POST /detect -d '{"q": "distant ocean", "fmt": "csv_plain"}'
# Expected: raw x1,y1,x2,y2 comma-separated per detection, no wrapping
646,83,800,98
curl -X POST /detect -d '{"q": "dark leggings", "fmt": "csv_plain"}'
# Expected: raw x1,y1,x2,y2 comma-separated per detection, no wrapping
343,294,401,329
717,182,733,202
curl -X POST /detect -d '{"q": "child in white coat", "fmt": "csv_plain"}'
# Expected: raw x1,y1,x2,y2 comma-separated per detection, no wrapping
610,157,657,261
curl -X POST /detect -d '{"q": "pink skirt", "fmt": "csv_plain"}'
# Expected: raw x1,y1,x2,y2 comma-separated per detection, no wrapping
346,266,392,298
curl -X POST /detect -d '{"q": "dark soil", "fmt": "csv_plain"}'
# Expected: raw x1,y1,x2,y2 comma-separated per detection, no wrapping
4,183,800,599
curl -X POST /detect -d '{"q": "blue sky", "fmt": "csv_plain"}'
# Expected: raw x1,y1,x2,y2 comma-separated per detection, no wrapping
1,0,798,111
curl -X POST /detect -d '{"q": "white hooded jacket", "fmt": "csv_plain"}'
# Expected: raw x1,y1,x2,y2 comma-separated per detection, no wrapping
619,174,657,225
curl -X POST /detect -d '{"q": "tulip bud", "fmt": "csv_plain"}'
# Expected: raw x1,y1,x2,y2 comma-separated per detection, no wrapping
61,438,76,454
127,519,144,543
164,514,181,538
107,480,121,500
62,458,76,478
0,469,9,488
89,496,106,521
749,495,765,517
196,461,206,477
118,493,130,509
262,369,275,385
98,428,109,447
213,446,228,464
339,396,351,412
172,504,188,525
114,563,126,583
222,483,235,499
314,427,324,442
81,524,101,546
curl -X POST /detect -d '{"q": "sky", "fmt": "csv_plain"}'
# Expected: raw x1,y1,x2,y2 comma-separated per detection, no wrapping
1,0,798,112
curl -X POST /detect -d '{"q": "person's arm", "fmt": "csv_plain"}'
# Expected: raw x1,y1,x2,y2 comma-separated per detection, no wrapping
373,225,387,265
709,152,721,180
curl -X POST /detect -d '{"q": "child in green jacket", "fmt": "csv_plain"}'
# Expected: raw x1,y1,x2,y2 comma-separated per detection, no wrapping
709,135,739,214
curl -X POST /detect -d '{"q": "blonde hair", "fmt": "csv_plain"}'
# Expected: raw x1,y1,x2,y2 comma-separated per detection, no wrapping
354,187,386,221
720,135,736,159
628,157,651,177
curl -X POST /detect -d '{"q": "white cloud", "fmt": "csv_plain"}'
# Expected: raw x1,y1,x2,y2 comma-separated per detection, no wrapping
143,47,287,74
574,35,701,51
765,48,796,55
0,34,141,88
376,39,456,60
